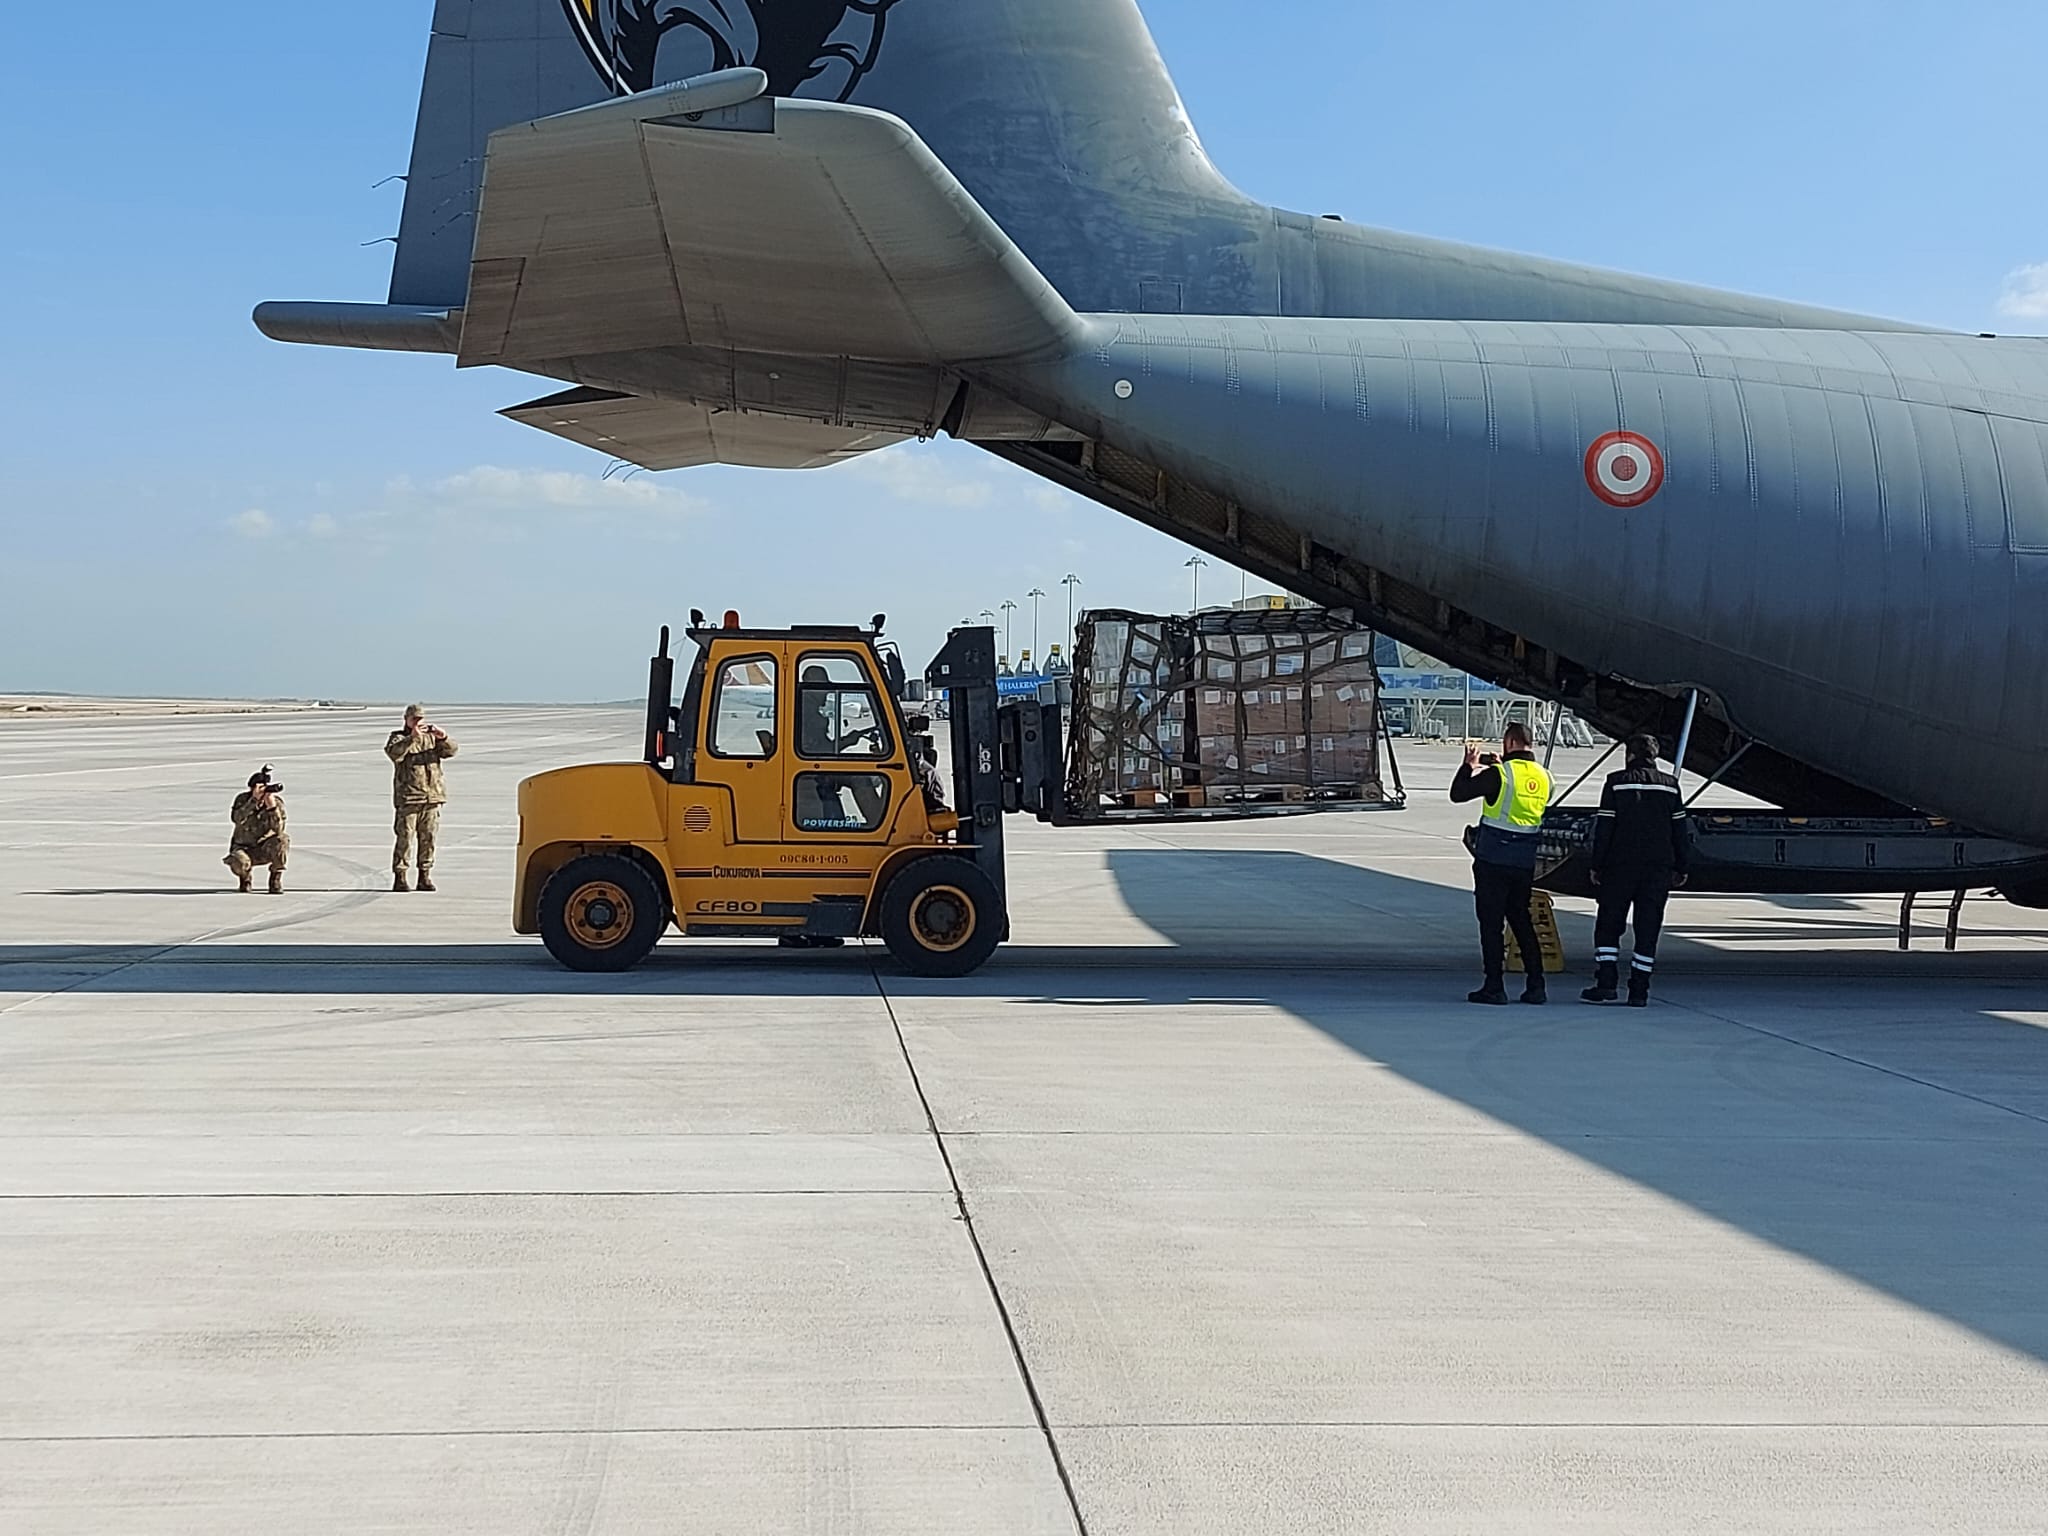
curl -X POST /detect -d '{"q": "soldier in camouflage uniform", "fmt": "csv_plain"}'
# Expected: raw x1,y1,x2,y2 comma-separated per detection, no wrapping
386,704,458,892
224,770,289,894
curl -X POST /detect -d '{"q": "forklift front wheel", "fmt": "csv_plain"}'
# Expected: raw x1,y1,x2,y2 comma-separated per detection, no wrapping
879,856,1004,979
539,853,666,973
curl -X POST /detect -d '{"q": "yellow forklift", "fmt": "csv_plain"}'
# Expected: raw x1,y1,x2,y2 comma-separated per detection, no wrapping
514,614,1062,976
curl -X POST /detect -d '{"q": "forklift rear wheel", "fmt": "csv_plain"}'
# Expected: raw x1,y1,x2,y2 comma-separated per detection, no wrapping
879,856,1003,978
540,854,666,973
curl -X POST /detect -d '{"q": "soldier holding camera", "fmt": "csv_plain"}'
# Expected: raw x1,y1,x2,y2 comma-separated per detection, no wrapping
1450,722,1554,1005
386,704,458,892
224,767,289,895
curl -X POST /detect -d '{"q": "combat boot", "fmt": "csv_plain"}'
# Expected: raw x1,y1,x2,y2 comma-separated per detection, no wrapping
416,871,436,893
268,870,284,896
1520,979,1547,1005
1581,960,1620,1004
236,870,253,894
1626,968,1652,1008
1467,976,1509,1006
392,872,410,893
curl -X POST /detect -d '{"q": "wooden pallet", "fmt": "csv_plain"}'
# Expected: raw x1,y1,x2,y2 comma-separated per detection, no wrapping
1087,782,1407,823
1213,784,1312,806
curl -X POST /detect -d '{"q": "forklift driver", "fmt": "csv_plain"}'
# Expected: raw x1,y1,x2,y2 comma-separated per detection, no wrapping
798,664,889,827
799,665,884,757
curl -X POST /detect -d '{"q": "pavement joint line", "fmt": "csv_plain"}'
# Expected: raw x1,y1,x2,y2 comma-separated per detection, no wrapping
1,1130,2040,1145
924,1130,2048,1145
0,1190,952,1201
870,963,1092,1536
4,1420,2044,1445
4,953,2045,979
1665,997,2048,1129
0,1425,1042,1444
0,1132,928,1140
1046,1419,2048,1430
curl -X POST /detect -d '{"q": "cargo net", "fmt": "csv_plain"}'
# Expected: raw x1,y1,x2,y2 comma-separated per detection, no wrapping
1067,608,1388,814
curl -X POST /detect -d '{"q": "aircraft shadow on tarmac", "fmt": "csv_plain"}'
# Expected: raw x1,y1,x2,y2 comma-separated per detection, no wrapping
1070,848,2048,1370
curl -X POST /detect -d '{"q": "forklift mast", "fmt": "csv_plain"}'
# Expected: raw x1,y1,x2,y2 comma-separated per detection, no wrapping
926,626,1007,896
925,625,1070,903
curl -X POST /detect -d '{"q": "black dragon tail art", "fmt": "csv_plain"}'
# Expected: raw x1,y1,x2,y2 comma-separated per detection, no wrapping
754,0,902,100
570,0,903,100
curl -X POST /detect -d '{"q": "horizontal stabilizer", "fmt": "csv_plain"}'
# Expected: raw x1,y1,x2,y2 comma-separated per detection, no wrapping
461,93,1079,369
253,303,460,354
501,388,904,471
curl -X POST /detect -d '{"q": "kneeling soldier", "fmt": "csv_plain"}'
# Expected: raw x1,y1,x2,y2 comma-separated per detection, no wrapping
224,768,289,895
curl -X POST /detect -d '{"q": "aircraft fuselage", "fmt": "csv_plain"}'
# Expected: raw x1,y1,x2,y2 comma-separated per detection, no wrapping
988,318,2048,845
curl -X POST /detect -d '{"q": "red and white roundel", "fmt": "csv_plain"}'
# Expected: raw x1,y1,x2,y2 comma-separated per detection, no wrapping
1584,431,1666,508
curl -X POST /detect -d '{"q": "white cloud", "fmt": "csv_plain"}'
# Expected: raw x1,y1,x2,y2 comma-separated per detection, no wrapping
431,464,707,517
842,445,998,509
233,466,714,552
408,465,710,545
1997,263,2048,321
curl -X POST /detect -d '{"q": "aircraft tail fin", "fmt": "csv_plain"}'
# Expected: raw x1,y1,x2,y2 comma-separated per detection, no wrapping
382,3,1904,341
389,0,1248,314
388,3,611,308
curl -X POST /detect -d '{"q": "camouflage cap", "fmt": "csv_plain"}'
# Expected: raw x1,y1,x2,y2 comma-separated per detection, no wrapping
405,703,426,721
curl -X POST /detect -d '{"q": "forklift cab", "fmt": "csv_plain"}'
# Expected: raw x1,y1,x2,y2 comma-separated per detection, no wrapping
670,620,938,847
515,616,1049,978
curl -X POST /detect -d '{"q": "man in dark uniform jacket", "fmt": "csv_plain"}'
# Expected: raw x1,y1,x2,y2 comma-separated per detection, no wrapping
1583,734,1691,1007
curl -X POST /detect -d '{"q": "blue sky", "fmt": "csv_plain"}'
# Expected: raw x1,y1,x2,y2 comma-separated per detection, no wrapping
1,0,2041,701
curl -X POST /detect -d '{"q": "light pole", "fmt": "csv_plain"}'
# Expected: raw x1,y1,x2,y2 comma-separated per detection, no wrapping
1027,587,1046,666
999,599,1018,662
1185,553,1208,613
1061,573,1081,657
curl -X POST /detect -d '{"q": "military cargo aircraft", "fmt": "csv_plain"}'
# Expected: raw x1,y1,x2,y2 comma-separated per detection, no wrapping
258,0,2048,902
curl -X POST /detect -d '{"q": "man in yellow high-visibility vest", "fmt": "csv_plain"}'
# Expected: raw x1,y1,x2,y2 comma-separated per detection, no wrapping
1450,721,1554,1004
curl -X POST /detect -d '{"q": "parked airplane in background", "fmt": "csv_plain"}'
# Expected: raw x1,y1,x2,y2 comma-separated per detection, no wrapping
259,0,2048,899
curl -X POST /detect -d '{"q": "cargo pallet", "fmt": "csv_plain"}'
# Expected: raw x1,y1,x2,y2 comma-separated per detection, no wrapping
1097,783,1408,821
1068,606,1408,824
